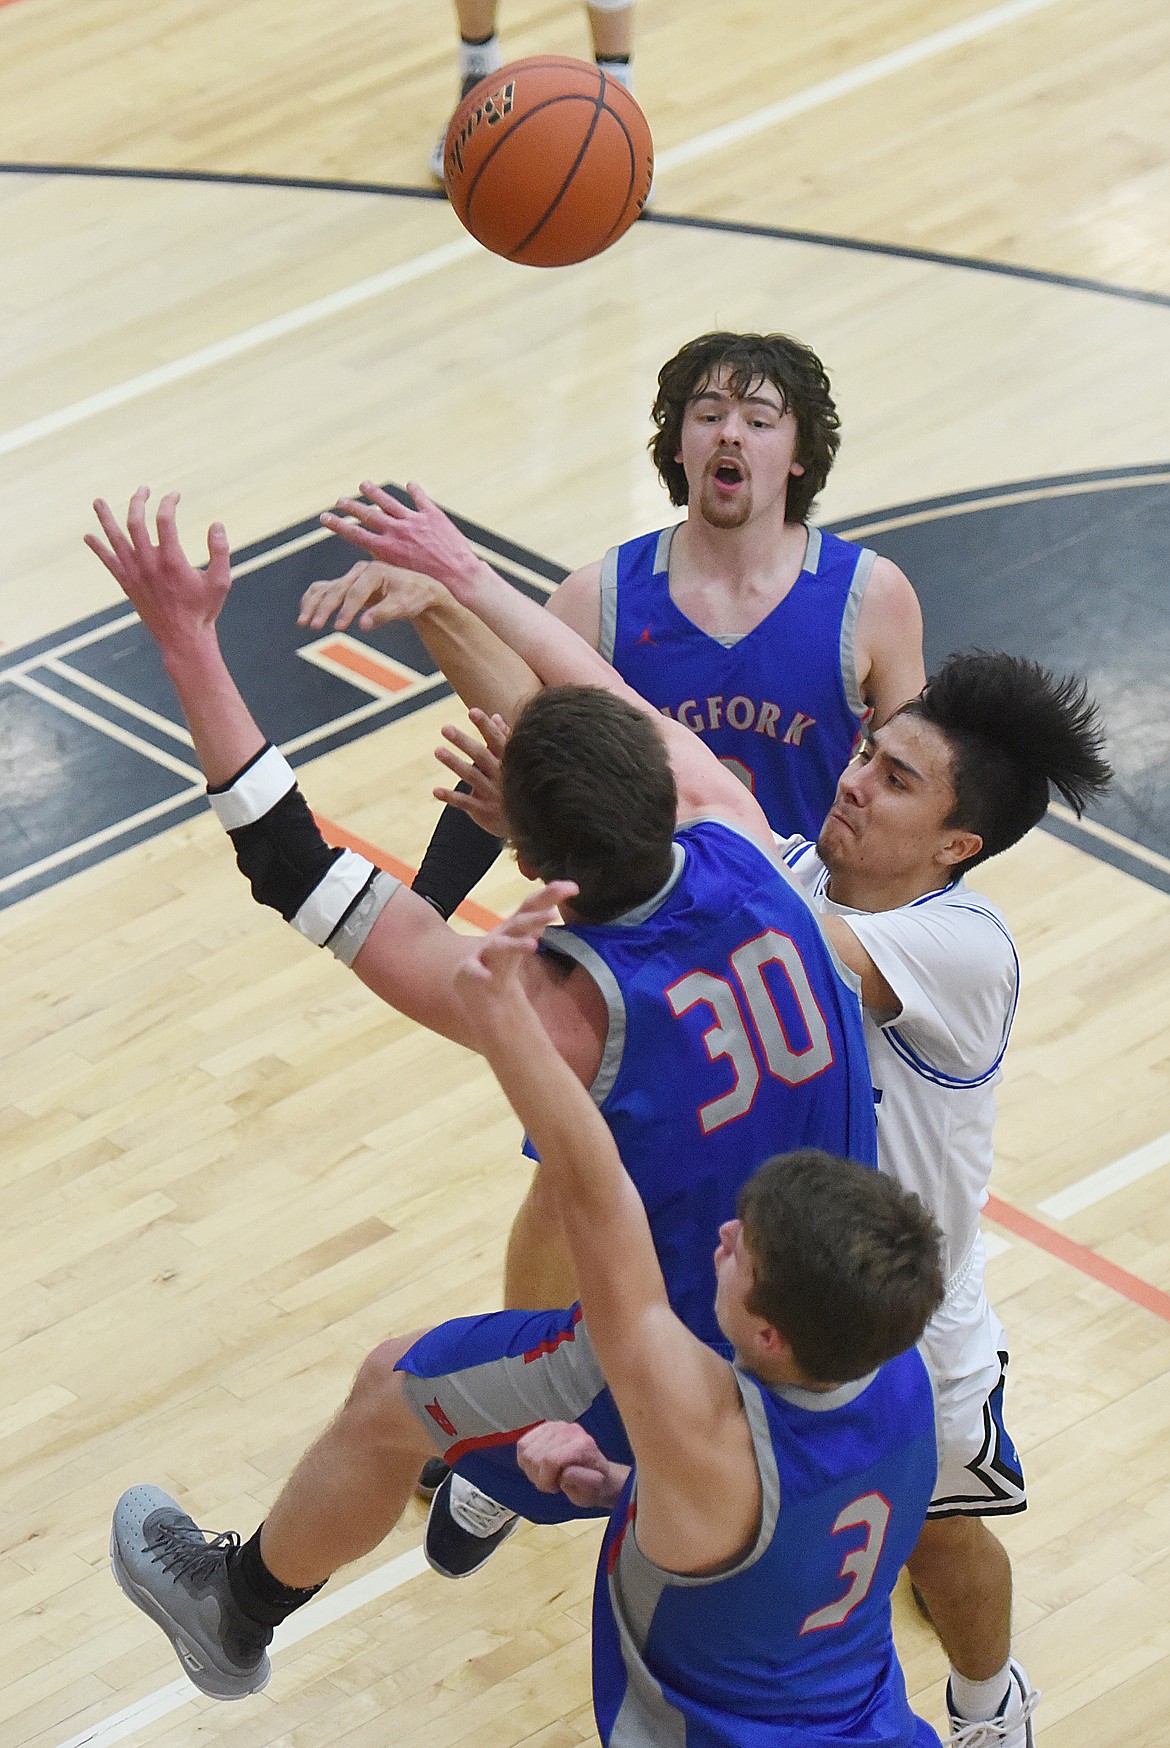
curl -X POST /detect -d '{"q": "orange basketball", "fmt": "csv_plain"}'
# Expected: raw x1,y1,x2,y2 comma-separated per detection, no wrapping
442,55,654,269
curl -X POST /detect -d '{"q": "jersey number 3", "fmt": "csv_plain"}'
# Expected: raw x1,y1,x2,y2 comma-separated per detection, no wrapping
665,929,834,1133
799,1493,891,1634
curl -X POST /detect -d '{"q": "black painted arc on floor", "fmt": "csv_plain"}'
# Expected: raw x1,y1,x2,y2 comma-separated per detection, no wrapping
2,467,1167,908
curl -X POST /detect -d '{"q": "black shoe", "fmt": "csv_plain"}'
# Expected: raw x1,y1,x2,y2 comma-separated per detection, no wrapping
424,1472,518,1578
416,1456,450,1500
110,1485,271,1699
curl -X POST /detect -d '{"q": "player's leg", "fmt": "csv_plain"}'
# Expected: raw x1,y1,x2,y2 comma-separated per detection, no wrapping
418,1165,579,1526
913,1273,1037,1745
430,1,505,182
406,1304,629,1577
586,0,635,90
504,1160,578,1309
110,1332,433,1699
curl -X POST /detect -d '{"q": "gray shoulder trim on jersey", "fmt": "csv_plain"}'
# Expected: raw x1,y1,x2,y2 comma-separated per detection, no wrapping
537,928,627,1107
769,1369,877,1412
598,544,620,663
804,523,823,574
608,839,686,926
678,812,785,871
840,546,876,720
653,523,678,576
607,1568,689,1748
613,1372,781,1619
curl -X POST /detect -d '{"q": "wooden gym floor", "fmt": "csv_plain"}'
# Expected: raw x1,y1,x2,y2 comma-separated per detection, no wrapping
1,1,1169,1744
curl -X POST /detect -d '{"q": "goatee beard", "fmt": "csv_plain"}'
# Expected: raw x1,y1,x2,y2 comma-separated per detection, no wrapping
699,484,752,529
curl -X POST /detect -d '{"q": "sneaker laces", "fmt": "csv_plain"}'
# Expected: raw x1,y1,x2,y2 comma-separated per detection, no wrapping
945,1684,1040,1748
449,1476,516,1538
149,1521,241,1585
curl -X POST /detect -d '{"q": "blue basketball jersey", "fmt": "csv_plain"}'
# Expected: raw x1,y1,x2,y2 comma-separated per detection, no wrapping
593,1347,941,1748
541,818,878,1349
599,524,874,839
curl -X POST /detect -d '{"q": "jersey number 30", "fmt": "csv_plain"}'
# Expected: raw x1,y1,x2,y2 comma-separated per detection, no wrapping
665,930,834,1133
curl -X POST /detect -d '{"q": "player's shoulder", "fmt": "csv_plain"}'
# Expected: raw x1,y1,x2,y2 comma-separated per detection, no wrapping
883,880,1018,980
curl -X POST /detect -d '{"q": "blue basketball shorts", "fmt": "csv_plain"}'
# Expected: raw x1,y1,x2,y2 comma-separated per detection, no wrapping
395,1304,632,1522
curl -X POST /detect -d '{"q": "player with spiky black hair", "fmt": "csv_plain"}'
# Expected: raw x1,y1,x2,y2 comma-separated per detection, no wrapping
776,647,1110,1748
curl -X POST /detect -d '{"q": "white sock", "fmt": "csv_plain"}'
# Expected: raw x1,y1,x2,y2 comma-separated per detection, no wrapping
949,1662,1012,1722
596,55,633,91
458,34,503,84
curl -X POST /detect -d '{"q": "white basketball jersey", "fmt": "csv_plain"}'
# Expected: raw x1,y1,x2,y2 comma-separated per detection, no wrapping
779,838,1019,1284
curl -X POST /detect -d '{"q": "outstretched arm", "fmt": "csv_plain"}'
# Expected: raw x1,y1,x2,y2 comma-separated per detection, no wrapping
456,890,759,1573
323,482,775,849
85,491,504,1051
298,558,540,725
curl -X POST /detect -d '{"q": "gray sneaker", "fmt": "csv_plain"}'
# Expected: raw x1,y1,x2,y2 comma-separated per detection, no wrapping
110,1485,272,1700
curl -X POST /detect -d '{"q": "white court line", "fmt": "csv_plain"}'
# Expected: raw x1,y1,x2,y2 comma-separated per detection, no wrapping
0,238,480,460
654,0,1066,171
1,611,140,681
280,671,445,754
55,1544,429,1748
0,788,205,895
43,658,196,745
1038,1130,1170,1220
8,672,203,779
0,0,1070,465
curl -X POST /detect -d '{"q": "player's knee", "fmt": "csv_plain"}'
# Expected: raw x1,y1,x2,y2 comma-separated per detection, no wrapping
343,1332,426,1444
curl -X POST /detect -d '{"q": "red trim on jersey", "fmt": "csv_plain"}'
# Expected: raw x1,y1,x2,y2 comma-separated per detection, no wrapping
607,1497,637,1573
524,1304,584,1362
315,822,1170,1329
445,1420,544,1465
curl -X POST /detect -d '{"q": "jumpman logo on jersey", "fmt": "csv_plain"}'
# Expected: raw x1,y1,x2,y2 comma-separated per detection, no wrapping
636,626,657,647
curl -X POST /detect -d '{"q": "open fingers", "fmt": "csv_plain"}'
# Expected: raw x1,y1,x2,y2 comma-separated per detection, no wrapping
441,720,501,772
360,480,411,518
466,709,511,758
319,512,384,557
91,497,136,570
125,484,155,562
154,491,184,565
83,530,124,582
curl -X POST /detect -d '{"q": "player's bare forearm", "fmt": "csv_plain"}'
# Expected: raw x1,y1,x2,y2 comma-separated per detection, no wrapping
413,590,539,722
156,632,267,788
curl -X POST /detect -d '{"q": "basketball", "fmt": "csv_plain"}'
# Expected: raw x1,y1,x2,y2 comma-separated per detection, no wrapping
441,55,654,269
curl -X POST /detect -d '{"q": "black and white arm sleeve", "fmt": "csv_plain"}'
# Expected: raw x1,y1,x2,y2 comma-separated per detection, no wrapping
207,744,400,966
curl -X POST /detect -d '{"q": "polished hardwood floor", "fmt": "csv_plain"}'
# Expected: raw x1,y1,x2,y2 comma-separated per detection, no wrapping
2,2,1169,1744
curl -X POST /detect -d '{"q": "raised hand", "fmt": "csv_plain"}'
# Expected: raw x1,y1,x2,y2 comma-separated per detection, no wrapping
455,881,578,1008
516,1421,631,1511
434,708,510,837
297,560,443,633
319,481,483,602
85,487,232,651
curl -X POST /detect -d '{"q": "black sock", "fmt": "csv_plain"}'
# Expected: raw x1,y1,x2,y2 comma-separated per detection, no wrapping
226,1525,323,1629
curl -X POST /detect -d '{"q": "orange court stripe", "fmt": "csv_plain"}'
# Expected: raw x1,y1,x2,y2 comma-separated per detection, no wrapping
984,1193,1170,1324
319,813,1170,1325
319,641,413,692
314,813,501,932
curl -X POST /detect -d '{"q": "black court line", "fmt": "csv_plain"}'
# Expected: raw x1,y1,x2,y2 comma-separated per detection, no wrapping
825,467,1170,898
3,161,1169,312
0,496,564,912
